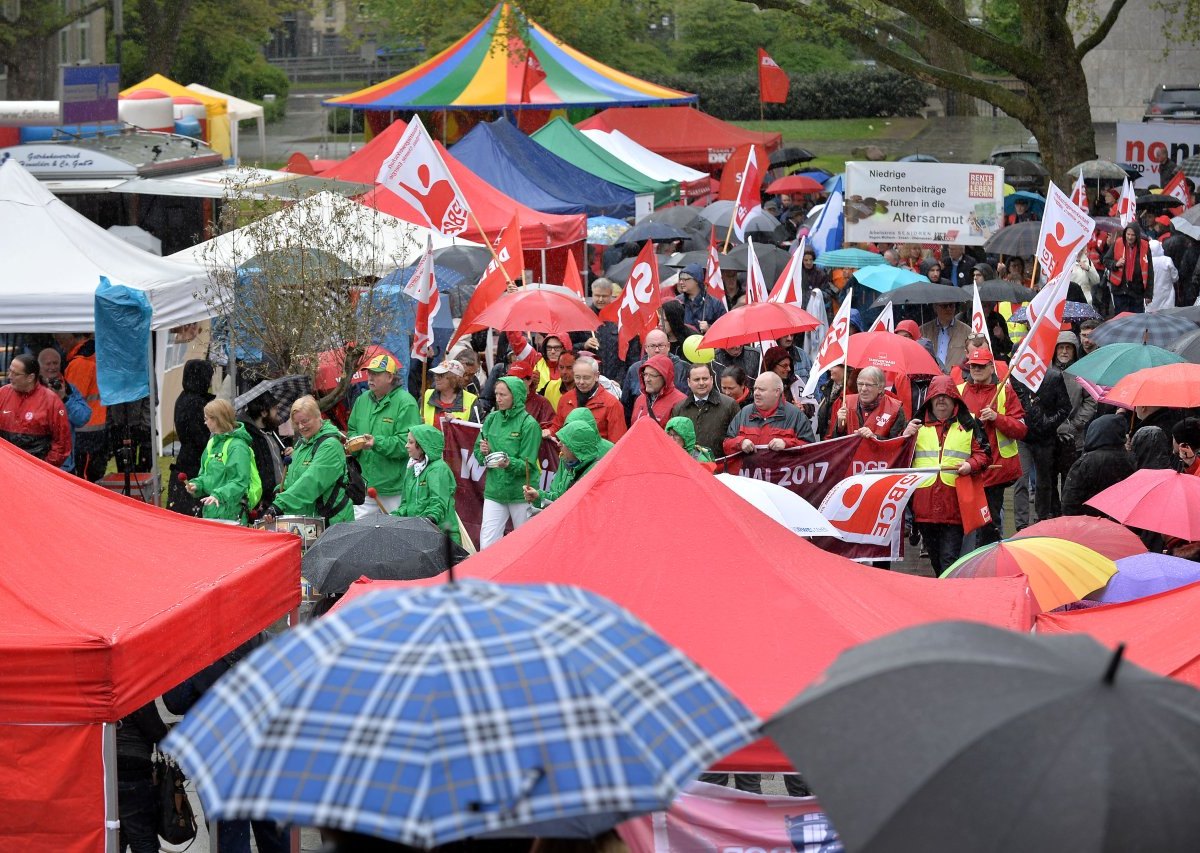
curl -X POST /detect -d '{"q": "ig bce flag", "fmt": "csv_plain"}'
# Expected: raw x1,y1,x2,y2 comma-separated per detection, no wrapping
377,115,471,237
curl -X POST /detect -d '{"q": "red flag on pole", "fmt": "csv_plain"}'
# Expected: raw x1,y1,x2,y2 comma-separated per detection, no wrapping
718,143,767,202
1163,171,1193,209
521,51,546,104
1069,172,1088,212
705,228,727,306
562,250,585,297
731,145,763,243
450,214,523,347
376,115,471,237
757,48,789,104
770,238,806,305
403,235,441,360
600,241,663,359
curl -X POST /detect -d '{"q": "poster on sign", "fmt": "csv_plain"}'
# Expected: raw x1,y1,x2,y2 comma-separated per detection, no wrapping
1115,121,1200,189
844,161,1003,246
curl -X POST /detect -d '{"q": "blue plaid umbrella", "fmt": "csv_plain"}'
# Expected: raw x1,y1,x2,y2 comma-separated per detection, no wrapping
163,581,758,848
1087,312,1200,348
1010,301,1101,323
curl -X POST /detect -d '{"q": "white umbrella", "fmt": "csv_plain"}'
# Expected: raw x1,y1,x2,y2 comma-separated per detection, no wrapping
715,473,844,539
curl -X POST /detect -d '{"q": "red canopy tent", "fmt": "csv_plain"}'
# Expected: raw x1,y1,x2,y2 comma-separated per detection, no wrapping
0,441,299,852
322,119,586,282
1036,580,1200,689
576,106,783,177
450,420,1034,770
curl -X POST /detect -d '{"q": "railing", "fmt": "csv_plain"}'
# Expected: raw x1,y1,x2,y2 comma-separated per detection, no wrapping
938,78,1026,118
267,54,378,83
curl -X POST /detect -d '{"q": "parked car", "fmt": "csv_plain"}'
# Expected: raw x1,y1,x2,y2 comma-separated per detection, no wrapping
1143,84,1200,121
987,140,1042,166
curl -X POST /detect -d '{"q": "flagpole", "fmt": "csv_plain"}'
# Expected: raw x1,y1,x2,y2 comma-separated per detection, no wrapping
722,213,737,254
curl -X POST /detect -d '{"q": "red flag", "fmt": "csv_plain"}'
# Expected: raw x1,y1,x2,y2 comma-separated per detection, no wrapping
770,237,806,305
403,235,441,360
1010,275,1070,392
705,228,726,305
718,143,767,202
521,50,546,104
1163,171,1193,209
562,250,584,297
1069,172,1088,212
868,301,894,333
601,241,662,359
732,145,763,243
757,48,789,104
451,214,523,347
376,115,471,237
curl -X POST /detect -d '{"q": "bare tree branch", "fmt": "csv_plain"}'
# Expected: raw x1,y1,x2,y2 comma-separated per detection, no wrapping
1075,0,1130,58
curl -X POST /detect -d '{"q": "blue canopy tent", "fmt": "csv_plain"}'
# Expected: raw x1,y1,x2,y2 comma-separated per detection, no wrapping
450,118,635,218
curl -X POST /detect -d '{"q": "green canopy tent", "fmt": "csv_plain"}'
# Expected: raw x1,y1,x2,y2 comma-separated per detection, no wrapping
532,117,678,209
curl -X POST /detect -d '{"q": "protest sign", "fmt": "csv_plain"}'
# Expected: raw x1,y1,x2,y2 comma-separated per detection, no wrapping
1115,121,1200,188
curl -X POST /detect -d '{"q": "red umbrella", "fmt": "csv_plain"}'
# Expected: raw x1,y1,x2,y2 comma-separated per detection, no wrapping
1105,363,1200,409
1086,469,1200,541
846,331,941,376
316,344,397,392
700,302,821,350
765,175,825,195
1011,516,1147,562
469,283,599,338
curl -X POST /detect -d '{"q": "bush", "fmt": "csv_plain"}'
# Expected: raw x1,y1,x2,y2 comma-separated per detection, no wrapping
225,56,290,103
648,67,930,121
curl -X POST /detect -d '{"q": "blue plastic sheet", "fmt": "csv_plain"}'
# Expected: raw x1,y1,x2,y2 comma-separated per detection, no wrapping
95,276,151,405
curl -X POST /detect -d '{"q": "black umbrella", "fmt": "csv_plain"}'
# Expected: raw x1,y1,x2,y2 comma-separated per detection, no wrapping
301,516,465,595
604,254,671,285
724,241,791,284
983,220,1041,256
645,206,705,231
976,278,1035,303
1137,194,1185,211
431,244,492,279
870,281,969,308
233,374,313,413
1168,326,1200,362
998,157,1049,178
769,146,816,168
762,621,1200,853
613,221,688,246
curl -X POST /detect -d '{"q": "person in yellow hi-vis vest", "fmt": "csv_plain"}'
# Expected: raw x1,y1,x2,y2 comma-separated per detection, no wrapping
903,375,992,576
956,346,1027,545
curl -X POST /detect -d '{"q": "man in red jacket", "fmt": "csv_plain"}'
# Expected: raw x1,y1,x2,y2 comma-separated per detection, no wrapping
630,354,687,426
0,354,71,467
957,346,1027,544
723,371,817,455
549,355,626,441
830,366,906,439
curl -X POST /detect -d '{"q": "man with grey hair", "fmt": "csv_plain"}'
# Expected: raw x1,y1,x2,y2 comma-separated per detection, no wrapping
723,371,816,455
831,365,906,439
883,248,900,267
549,354,626,441
581,277,626,383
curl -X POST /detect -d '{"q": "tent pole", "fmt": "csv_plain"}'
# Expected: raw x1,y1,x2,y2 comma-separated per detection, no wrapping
103,723,119,853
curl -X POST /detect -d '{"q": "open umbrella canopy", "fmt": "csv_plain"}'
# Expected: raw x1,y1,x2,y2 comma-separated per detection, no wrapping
1011,301,1101,323
714,474,843,539
1090,313,1200,349
232,374,313,414
812,248,887,270
1068,158,1131,180
762,621,1200,853
1011,516,1147,562
723,241,791,284
301,516,465,595
1137,193,1185,211
604,253,671,285
644,206,704,230
613,221,688,245
983,220,1040,256
1093,216,1123,234
1003,191,1046,215
851,265,929,293
1105,362,1200,408
1087,468,1200,540
470,284,599,337
976,278,1035,303
700,302,820,350
1065,342,1185,387
699,200,783,236
768,146,816,168
1095,553,1200,604
943,537,1116,613
1168,327,1200,363
162,580,759,848
765,175,824,195
846,330,942,376
870,281,969,308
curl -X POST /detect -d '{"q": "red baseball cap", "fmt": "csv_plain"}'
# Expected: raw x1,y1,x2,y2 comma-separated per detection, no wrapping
966,346,992,365
507,363,533,379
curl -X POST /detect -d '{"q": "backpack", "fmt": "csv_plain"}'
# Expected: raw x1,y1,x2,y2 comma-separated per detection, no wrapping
204,435,262,514
311,433,366,522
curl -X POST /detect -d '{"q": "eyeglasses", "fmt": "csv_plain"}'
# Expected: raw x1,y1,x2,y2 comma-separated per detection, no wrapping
6,370,27,379
968,363,991,369
545,344,564,352
857,381,882,388
677,275,694,282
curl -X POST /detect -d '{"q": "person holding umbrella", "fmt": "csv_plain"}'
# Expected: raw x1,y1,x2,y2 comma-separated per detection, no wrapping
474,376,541,549
346,354,419,518
391,424,461,546
186,399,256,525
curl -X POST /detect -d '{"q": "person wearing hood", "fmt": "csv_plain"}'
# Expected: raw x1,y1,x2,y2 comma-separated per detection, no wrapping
524,408,611,508
1174,418,1200,475
1012,351,1072,528
505,331,566,394
346,353,420,518
665,416,715,464
631,353,688,426
902,375,992,575
1103,223,1153,314
676,262,726,332
1060,414,1135,517
187,399,256,524
474,375,542,549
265,396,354,526
1148,238,1179,312
506,362,556,429
392,424,461,546
621,329,690,422
169,358,215,516
1053,330,1096,492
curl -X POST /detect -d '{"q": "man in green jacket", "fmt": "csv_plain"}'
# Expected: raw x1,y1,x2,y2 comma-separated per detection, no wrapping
347,353,419,518
523,408,611,508
392,424,462,546
473,375,542,548
265,395,354,526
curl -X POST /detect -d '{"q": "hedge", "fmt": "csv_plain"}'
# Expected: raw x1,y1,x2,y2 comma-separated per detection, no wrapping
648,68,930,121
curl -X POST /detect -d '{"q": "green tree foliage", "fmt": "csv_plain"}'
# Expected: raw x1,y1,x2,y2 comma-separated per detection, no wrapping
0,0,110,98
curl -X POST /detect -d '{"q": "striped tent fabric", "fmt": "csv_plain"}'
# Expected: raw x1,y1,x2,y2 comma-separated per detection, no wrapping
325,3,695,111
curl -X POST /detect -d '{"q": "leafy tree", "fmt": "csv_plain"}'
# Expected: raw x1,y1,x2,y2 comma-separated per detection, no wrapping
0,0,110,98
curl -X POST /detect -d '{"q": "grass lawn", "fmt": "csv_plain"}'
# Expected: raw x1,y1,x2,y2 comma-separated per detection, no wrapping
731,117,926,143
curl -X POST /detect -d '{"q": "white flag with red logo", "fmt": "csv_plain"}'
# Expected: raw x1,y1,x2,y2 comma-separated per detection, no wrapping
970,284,991,355
744,237,770,304
403,235,441,360
601,240,662,359
1117,177,1137,228
705,227,727,306
868,300,893,333
451,213,523,347
818,470,927,544
1163,171,1193,209
770,238,806,305
377,115,471,237
731,145,762,243
1010,274,1070,392
1069,172,1088,211
802,288,853,397
1035,183,1096,289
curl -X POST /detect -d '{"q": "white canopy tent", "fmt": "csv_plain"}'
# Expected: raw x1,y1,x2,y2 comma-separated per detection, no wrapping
582,128,709,184
186,83,267,165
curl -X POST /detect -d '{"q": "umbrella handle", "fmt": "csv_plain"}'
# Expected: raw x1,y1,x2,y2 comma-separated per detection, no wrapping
468,766,545,815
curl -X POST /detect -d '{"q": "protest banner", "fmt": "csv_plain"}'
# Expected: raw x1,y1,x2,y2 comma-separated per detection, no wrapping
1115,121,1200,188
820,470,927,545
844,161,1003,246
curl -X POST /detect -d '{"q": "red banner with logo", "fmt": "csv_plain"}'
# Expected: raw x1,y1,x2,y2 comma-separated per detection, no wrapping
443,420,560,549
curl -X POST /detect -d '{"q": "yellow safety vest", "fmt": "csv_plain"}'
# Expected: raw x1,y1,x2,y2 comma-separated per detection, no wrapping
914,422,974,487
422,389,477,426
1001,301,1028,348
957,382,1019,458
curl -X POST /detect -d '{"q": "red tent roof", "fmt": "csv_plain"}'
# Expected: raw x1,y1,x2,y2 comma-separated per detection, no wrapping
1036,580,1200,689
322,119,586,249
0,441,299,723
576,107,783,175
453,420,1034,770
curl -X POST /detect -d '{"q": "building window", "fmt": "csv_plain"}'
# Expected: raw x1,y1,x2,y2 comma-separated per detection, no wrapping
77,16,90,62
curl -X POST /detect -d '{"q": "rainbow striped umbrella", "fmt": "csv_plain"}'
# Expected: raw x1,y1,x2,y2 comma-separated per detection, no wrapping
326,4,695,111
941,536,1116,613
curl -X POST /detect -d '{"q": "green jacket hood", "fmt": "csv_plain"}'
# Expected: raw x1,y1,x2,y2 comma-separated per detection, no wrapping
665,416,697,453
564,406,598,428
409,423,444,461
557,418,603,464
496,375,528,417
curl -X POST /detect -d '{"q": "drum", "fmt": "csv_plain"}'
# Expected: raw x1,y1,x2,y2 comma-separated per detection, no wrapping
254,515,325,553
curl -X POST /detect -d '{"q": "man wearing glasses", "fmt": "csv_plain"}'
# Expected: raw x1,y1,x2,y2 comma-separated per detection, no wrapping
675,263,726,332
830,366,906,439
0,354,72,467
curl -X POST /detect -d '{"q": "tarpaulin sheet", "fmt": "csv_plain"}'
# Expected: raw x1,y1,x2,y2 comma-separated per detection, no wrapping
455,420,1034,770
95,276,152,406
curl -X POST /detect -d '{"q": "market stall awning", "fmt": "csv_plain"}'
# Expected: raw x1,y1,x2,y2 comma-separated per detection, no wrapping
324,3,694,111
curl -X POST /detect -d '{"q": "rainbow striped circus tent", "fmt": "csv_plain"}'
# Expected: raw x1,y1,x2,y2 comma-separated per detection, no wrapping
325,3,695,111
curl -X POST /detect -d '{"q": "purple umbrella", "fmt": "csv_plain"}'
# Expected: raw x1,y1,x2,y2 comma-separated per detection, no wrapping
1093,552,1200,603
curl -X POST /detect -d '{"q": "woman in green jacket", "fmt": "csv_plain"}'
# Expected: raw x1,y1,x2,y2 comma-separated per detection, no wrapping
473,375,541,548
523,408,611,509
392,424,462,545
666,416,716,463
265,395,354,526
187,399,255,524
